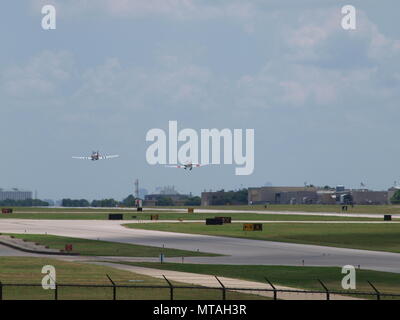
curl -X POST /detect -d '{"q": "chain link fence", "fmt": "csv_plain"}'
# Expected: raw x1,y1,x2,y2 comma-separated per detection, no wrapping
1,276,399,300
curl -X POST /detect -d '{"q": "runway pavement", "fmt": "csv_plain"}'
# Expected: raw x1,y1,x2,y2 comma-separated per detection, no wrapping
1,219,400,273
22,206,400,219
145,207,400,219
0,243,35,257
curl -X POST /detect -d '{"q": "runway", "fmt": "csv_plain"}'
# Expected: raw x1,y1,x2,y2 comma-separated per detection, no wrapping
0,243,34,257
1,219,400,273
22,206,400,219
145,207,400,219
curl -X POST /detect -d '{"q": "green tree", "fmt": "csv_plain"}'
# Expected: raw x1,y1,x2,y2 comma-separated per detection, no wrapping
61,199,90,207
91,199,118,207
231,189,248,204
0,199,49,207
391,190,400,204
121,195,136,207
212,189,248,205
184,196,201,206
156,197,174,206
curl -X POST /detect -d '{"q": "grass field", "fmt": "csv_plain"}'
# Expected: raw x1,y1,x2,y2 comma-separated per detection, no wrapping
0,207,384,221
0,257,263,300
0,209,150,220
1,233,218,257
125,222,400,253
119,262,400,298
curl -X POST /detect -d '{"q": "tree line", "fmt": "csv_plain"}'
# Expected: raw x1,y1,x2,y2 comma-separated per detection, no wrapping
0,199,49,207
61,198,119,207
210,189,248,205
61,195,202,207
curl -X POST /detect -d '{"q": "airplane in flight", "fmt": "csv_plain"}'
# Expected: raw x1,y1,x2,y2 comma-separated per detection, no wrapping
166,162,208,171
72,151,119,161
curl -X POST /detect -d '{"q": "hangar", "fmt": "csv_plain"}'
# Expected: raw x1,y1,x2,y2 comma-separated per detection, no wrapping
247,186,318,205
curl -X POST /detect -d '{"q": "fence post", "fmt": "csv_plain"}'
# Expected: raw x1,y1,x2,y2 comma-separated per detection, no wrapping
265,278,277,300
318,279,330,300
54,283,58,301
163,275,174,300
367,281,381,301
106,274,117,300
215,276,226,301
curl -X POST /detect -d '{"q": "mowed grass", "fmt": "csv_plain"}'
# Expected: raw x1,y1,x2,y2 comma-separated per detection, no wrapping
0,207,384,221
0,257,263,300
125,222,400,253
0,208,152,220
120,262,400,298
2,233,218,257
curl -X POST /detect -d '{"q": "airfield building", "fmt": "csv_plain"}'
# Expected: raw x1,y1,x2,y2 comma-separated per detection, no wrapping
247,186,391,205
350,190,390,205
248,186,319,205
0,188,32,201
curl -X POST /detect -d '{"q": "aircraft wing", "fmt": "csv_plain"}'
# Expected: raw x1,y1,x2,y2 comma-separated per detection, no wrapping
165,165,184,168
100,155,119,160
72,156,91,160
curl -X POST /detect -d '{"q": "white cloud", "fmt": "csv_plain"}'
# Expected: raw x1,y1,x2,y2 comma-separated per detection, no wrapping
7,4,400,115
1,50,75,97
285,8,400,67
30,0,257,22
71,54,217,114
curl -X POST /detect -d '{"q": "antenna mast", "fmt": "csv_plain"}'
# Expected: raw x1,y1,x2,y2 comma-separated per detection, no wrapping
134,179,139,199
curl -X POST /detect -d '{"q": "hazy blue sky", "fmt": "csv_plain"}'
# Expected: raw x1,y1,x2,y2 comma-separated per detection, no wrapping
0,1,399,200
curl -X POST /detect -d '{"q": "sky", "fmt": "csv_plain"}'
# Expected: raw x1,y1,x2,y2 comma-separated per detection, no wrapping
0,0,399,200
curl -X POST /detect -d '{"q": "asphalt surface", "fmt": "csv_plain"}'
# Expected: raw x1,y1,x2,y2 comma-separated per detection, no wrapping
144,207,400,219
0,243,34,256
1,219,400,273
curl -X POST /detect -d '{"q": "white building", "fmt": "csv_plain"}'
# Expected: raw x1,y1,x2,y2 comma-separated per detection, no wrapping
0,188,32,201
